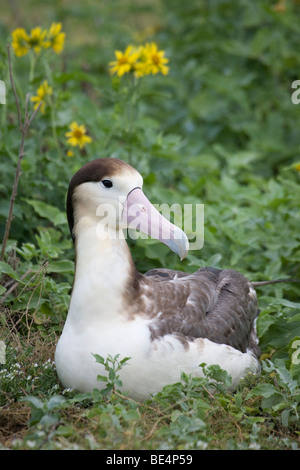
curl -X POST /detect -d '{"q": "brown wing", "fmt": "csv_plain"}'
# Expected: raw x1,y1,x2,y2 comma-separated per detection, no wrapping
144,268,189,281
141,267,260,356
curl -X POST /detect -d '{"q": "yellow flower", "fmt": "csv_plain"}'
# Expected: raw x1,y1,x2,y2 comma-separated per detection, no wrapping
109,42,170,78
26,27,48,54
31,80,53,114
12,23,66,57
65,122,92,149
12,28,30,57
142,42,169,76
109,45,140,77
293,163,300,172
45,23,65,53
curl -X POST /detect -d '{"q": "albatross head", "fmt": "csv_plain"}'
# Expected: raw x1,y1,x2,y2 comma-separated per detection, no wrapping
67,157,189,260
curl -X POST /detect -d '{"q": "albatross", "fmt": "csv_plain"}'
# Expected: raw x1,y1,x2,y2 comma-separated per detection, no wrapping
55,157,261,400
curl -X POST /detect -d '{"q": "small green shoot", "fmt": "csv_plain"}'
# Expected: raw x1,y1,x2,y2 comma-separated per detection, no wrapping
92,353,131,397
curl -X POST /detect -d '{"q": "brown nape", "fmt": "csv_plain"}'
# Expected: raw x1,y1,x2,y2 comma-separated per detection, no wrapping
66,157,134,242
122,247,146,319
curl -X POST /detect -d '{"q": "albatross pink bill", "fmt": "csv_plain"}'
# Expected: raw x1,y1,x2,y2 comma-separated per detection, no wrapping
122,187,189,260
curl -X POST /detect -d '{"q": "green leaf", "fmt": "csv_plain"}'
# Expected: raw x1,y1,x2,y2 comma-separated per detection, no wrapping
47,260,74,274
21,396,45,410
25,199,67,226
281,409,290,428
0,285,7,295
47,395,67,411
40,414,60,427
247,383,279,399
235,393,242,407
97,375,108,383
120,357,131,366
93,354,105,365
270,299,300,310
17,243,36,261
0,261,22,281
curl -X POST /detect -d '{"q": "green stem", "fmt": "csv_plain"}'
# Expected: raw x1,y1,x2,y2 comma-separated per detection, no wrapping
43,56,59,150
49,99,59,149
126,74,139,164
29,52,36,83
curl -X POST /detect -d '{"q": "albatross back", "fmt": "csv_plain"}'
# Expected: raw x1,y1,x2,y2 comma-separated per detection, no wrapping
142,267,260,357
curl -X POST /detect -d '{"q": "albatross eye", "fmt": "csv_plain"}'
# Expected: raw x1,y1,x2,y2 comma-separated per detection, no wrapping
101,179,113,189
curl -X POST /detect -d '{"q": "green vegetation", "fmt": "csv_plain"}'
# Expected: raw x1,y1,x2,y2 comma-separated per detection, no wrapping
0,0,300,450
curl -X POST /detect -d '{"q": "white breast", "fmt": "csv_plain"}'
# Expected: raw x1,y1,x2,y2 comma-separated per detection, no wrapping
55,316,260,400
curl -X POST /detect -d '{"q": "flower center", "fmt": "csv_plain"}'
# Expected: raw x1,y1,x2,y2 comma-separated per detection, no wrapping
73,129,84,139
118,56,129,65
151,54,160,65
28,37,42,47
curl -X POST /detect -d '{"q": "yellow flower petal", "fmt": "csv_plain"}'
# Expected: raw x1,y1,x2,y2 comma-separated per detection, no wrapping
11,28,30,57
30,80,53,114
46,23,65,53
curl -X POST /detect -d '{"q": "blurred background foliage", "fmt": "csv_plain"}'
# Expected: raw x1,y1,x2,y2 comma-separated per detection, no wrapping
0,0,300,376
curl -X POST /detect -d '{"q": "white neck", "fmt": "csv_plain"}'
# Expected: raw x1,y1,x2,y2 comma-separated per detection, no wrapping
67,215,134,327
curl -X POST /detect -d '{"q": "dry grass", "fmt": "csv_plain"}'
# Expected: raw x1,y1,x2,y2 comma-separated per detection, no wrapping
0,402,30,447
0,303,59,448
